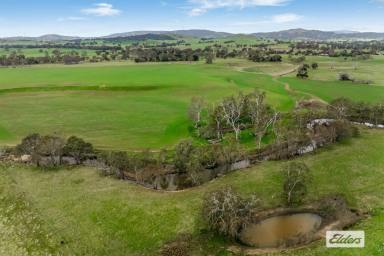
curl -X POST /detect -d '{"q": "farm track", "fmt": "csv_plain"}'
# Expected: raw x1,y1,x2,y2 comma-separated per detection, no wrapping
271,66,329,105
280,81,329,105
235,64,328,105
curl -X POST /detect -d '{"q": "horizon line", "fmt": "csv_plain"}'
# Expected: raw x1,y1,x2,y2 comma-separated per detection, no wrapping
1,28,384,39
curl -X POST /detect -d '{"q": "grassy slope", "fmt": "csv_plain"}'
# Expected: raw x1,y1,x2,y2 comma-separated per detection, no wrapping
0,56,382,149
0,57,383,255
303,55,384,86
0,129,383,255
0,62,293,150
278,55,384,103
280,77,384,103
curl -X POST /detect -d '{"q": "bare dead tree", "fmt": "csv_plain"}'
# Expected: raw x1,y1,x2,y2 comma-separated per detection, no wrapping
203,187,260,239
37,135,65,167
248,91,279,148
282,162,311,206
219,93,246,141
208,104,225,140
188,96,205,129
327,98,352,120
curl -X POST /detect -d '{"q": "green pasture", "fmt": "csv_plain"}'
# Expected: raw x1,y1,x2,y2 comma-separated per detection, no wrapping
0,45,383,256
0,129,383,255
0,62,293,150
280,77,384,103
299,55,384,85
0,56,383,150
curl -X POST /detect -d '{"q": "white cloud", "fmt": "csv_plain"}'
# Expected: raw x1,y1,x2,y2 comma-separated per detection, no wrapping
57,16,87,22
189,8,207,16
188,0,290,16
81,3,121,17
232,13,302,26
272,13,301,23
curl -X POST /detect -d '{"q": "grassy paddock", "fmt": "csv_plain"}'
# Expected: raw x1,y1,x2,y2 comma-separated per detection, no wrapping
0,129,383,255
0,56,383,149
0,62,293,149
280,77,384,103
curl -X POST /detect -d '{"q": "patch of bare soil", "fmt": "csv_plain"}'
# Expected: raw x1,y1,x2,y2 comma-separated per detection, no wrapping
296,99,328,110
282,82,328,106
273,66,299,77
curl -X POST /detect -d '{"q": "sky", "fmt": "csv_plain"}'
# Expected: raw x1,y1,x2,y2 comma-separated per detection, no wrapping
1,0,384,37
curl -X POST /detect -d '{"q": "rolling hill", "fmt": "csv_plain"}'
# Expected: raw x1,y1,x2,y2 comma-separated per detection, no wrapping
252,28,384,40
2,29,384,41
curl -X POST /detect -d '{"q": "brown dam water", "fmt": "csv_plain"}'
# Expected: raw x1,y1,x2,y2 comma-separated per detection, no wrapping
240,213,322,248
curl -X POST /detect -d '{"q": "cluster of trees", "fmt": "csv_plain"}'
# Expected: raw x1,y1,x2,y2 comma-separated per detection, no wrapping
0,50,85,66
296,63,318,79
173,140,246,185
188,93,365,164
328,98,384,125
289,55,306,64
188,91,278,147
98,149,167,181
98,139,246,186
99,96,364,187
15,134,94,167
0,42,121,51
132,47,200,63
292,41,381,57
248,49,282,62
252,108,359,161
131,46,245,63
2,37,382,67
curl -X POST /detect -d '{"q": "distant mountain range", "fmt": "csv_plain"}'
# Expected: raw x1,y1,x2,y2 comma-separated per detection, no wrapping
104,29,232,39
252,29,384,40
2,34,81,41
1,29,384,41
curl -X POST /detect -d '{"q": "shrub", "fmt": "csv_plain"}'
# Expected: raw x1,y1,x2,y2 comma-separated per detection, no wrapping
264,129,311,160
332,120,359,141
15,133,41,156
339,73,352,81
327,97,353,120
36,135,65,167
328,98,384,125
289,55,306,64
16,134,65,167
297,65,309,79
63,136,94,164
97,149,161,181
173,140,196,172
202,187,259,239
160,234,193,256
282,162,311,207
185,155,205,186
105,151,130,179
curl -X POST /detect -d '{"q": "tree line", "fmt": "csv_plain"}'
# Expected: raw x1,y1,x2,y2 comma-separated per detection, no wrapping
328,98,384,125
188,90,278,147
9,95,381,189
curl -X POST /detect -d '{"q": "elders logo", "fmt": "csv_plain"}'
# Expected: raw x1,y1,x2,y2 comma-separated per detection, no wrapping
326,231,365,248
